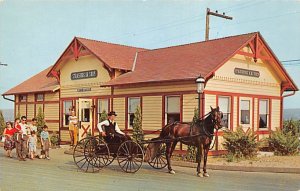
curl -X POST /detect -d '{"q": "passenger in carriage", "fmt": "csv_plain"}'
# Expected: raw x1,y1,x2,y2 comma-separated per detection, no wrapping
97,111,129,143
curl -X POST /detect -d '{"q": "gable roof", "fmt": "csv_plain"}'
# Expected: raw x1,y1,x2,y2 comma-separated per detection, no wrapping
103,32,258,87
2,66,59,96
47,37,148,77
102,32,298,92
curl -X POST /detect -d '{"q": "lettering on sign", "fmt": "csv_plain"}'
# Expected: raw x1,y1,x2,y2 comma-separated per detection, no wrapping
71,70,97,80
234,68,260,78
77,87,92,92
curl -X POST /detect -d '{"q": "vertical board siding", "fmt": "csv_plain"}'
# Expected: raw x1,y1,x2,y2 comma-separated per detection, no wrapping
142,96,163,131
113,98,125,130
19,105,26,117
183,94,198,122
271,99,281,130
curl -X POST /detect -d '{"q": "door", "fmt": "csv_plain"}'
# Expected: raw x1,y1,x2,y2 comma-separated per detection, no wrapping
78,98,93,141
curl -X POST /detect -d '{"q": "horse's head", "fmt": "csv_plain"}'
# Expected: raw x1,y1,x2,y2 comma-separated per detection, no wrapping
210,106,223,130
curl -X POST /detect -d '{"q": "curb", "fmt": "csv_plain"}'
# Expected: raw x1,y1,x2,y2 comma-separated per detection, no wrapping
172,161,300,174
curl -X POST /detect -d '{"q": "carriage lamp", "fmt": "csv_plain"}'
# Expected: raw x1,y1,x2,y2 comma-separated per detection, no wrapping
196,75,205,118
196,75,205,94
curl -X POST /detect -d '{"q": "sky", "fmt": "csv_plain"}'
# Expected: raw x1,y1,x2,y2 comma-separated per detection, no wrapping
0,0,299,110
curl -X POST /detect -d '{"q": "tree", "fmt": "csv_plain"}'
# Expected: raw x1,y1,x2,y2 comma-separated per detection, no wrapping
132,106,144,142
0,110,5,135
36,106,45,135
186,108,198,162
99,109,108,122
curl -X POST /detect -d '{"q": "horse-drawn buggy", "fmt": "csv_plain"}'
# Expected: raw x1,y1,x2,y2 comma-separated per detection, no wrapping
73,106,223,177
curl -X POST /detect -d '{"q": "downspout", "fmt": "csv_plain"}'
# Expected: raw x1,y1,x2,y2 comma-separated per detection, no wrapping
2,95,15,102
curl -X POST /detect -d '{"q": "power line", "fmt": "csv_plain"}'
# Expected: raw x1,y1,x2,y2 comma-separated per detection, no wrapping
281,59,300,63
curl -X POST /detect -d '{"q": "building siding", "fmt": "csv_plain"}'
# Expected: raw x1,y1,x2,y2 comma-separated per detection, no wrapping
142,96,163,131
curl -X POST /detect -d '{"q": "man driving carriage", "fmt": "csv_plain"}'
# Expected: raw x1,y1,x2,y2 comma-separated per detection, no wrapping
97,111,129,143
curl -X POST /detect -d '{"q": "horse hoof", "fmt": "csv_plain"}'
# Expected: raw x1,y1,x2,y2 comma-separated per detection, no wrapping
197,173,203,177
169,170,176,174
203,172,210,177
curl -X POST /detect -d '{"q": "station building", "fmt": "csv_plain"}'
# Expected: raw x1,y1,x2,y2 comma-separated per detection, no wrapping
2,32,298,154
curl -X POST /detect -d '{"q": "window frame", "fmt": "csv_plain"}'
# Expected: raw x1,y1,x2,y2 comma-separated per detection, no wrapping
128,97,141,128
35,93,44,102
259,99,269,129
240,99,251,126
218,96,231,129
19,94,27,102
63,100,73,127
165,95,181,125
97,99,109,123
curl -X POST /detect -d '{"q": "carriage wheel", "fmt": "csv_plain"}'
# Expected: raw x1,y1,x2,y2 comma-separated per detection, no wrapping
117,140,144,173
148,142,167,169
73,137,98,173
104,155,116,166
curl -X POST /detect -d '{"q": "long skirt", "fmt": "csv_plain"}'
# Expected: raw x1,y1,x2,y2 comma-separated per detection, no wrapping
4,137,15,151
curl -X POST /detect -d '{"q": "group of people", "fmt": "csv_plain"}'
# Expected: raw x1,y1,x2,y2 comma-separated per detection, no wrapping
2,116,51,161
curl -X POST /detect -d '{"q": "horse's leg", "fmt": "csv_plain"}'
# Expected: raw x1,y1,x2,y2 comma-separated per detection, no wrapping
197,144,203,177
203,144,210,177
166,141,177,174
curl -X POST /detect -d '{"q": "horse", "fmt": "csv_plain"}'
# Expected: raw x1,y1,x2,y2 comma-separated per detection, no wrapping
145,106,223,177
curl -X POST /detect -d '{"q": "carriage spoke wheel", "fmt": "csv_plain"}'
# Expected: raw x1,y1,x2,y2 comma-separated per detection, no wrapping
91,138,110,169
117,141,144,173
73,137,98,173
148,143,167,169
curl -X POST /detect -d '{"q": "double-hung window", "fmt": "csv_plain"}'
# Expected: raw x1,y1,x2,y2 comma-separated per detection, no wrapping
259,99,269,129
240,100,250,125
63,100,73,126
128,97,141,127
97,99,109,122
218,96,231,128
165,96,180,124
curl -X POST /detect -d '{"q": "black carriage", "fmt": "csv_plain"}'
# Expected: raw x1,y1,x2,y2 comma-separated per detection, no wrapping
73,135,167,173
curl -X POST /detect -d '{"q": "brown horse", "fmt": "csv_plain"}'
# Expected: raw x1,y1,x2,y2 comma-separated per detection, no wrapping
145,106,223,177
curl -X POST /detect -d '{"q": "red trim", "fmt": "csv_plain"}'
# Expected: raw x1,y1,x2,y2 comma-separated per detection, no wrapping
205,90,281,100
252,97,255,132
257,99,260,141
269,99,272,131
180,94,183,122
236,96,240,127
215,95,219,150
111,87,114,111
58,90,61,144
162,96,165,127
256,130,270,135
92,99,95,136
230,95,233,131
280,97,283,129
125,96,128,130
16,100,59,105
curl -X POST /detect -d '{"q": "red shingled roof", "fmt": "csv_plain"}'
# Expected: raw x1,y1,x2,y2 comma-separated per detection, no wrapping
103,32,258,86
2,66,59,95
76,37,147,71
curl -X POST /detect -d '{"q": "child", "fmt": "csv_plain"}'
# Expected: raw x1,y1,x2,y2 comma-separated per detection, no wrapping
40,125,51,160
27,131,37,160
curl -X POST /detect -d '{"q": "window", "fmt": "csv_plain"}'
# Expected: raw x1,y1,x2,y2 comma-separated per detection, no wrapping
128,97,141,127
97,99,109,122
240,100,250,124
259,100,269,129
165,96,180,124
218,96,231,128
35,94,44,101
19,95,27,102
63,100,73,126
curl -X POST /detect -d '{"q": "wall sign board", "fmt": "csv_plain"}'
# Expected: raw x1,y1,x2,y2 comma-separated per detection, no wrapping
71,70,97,80
77,87,92,92
234,68,260,78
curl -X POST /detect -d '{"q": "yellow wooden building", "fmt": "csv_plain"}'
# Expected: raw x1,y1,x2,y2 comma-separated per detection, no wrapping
2,32,297,154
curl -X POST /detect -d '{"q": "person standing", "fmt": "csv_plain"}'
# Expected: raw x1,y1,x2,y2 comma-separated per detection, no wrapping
2,121,15,158
29,118,38,133
40,125,51,160
27,131,37,160
68,110,78,147
17,116,29,161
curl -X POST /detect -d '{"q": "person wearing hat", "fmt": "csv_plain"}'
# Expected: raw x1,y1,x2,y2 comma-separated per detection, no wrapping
97,111,127,143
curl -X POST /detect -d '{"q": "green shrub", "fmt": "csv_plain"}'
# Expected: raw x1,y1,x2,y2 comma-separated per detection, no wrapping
0,110,5,135
185,108,199,162
223,127,259,160
268,127,300,156
132,106,144,142
50,131,59,147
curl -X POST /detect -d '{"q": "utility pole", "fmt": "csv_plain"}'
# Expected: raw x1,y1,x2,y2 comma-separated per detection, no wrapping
205,8,233,41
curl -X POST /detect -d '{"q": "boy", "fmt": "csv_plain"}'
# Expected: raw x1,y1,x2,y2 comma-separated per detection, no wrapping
40,125,51,160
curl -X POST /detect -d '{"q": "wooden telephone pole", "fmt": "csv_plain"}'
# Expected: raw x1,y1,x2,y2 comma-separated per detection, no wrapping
205,8,233,41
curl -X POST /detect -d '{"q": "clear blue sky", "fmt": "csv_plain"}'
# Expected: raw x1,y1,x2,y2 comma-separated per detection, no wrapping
0,0,299,109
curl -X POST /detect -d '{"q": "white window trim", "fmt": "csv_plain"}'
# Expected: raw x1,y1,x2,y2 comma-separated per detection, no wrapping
259,99,269,129
165,95,181,125
218,96,231,129
128,97,141,128
239,98,252,128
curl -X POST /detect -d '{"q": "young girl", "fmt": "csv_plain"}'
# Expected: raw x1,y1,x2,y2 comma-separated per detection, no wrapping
27,131,37,160
40,125,51,160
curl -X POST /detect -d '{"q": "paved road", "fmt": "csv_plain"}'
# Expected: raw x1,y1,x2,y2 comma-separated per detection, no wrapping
0,148,299,191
